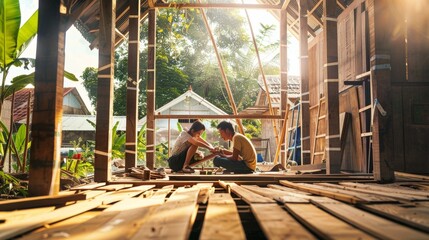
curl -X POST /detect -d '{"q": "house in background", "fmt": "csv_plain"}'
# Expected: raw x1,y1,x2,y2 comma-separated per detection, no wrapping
139,86,232,153
240,75,301,163
1,87,91,130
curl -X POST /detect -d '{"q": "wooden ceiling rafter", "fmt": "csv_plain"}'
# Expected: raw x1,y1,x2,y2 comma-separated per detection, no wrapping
154,2,281,9
64,0,97,30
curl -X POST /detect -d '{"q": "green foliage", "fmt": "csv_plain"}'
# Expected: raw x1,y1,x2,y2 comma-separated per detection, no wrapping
0,171,27,197
243,119,261,138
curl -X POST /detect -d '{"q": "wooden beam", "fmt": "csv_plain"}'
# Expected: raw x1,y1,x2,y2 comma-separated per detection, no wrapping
367,0,395,182
281,0,291,10
300,0,311,165
28,0,65,196
322,0,341,173
146,9,156,169
154,2,281,9
154,114,282,119
64,0,97,30
125,0,140,170
280,9,288,166
94,0,116,182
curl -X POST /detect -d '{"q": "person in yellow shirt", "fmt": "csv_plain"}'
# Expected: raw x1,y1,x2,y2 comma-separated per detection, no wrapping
214,121,256,174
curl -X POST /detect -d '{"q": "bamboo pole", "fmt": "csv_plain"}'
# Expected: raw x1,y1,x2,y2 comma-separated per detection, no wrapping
243,6,280,145
273,104,290,165
197,0,244,134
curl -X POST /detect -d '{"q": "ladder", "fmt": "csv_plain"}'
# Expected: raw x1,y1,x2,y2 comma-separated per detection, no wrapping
311,97,326,164
286,101,301,165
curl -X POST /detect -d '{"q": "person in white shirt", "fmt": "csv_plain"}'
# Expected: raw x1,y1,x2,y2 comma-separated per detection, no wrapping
168,120,216,173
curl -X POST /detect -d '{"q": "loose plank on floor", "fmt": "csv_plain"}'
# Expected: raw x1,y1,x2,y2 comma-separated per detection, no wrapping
242,185,310,203
0,206,55,223
71,182,106,191
97,185,155,204
311,197,429,239
0,198,103,239
341,182,429,198
359,203,429,233
251,203,316,240
130,187,200,240
219,181,275,204
200,193,246,240
285,201,375,240
311,183,397,203
95,184,134,191
0,191,86,211
267,184,312,195
279,180,370,204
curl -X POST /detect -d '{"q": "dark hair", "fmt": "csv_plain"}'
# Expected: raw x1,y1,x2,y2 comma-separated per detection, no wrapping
217,121,234,133
188,120,206,134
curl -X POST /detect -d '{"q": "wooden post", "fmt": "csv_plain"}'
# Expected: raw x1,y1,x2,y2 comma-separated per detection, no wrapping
125,0,141,170
146,9,156,169
323,0,341,173
29,0,65,196
299,0,311,165
280,9,288,166
367,0,394,182
94,0,116,182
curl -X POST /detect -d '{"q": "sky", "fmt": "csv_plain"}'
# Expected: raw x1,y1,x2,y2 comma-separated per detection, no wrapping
13,0,299,113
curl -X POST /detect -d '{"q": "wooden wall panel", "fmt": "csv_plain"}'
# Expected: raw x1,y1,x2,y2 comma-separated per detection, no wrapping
406,0,429,82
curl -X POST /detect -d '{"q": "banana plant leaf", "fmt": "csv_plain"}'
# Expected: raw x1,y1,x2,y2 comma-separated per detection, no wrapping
0,0,21,69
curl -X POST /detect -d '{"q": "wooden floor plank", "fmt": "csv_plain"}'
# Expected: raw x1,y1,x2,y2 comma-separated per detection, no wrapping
267,184,312,195
0,198,103,239
341,182,429,198
130,187,200,240
285,202,375,240
0,192,86,211
251,203,316,240
334,182,428,201
194,183,214,204
71,182,107,191
359,203,429,233
96,184,134,191
0,206,55,223
200,193,246,240
242,185,310,203
311,197,429,239
219,181,275,204
98,185,155,204
279,180,368,204
313,183,397,203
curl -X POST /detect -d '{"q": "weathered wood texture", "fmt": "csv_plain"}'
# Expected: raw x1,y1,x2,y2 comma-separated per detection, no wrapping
280,9,288,166
322,0,341,173
146,9,156,169
29,0,65,196
251,203,316,240
94,0,116,182
200,193,246,240
367,0,395,182
299,0,311,164
125,0,141,170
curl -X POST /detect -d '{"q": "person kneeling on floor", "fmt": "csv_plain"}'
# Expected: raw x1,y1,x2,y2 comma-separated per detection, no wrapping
214,121,256,174
168,120,216,173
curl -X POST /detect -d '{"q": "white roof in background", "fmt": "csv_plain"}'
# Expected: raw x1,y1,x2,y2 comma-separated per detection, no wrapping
139,89,229,126
62,115,144,131
156,89,227,115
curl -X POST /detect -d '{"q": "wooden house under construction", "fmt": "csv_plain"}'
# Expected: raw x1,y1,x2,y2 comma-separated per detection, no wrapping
1,0,429,239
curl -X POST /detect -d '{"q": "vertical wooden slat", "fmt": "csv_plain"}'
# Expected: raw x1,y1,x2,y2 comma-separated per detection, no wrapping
146,9,156,169
280,9,288,166
125,0,141,170
29,0,65,196
367,0,394,182
299,0,311,165
94,0,116,182
323,0,341,173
